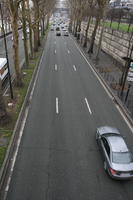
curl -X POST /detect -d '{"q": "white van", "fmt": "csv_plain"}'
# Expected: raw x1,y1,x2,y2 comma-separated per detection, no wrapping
0,58,8,83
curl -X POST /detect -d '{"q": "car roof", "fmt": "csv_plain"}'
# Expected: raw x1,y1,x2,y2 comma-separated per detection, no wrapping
106,135,129,152
98,126,120,135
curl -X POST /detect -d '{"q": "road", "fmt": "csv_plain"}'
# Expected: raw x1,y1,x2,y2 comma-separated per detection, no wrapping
5,30,133,200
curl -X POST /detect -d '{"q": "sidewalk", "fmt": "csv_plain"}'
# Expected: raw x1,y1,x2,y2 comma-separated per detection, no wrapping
73,34,133,118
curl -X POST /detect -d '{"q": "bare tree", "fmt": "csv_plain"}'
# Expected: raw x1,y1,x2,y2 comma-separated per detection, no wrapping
83,0,96,48
7,0,23,87
25,0,34,58
95,0,109,59
31,0,55,52
21,0,29,67
68,0,88,38
87,6,100,53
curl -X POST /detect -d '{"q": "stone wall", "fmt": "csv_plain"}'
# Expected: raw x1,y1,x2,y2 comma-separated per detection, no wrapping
81,22,133,66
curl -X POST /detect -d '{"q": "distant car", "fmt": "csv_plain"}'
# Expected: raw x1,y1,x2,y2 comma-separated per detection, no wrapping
51,27,54,31
56,27,60,31
64,31,69,36
26,28,30,33
56,31,61,36
96,126,133,180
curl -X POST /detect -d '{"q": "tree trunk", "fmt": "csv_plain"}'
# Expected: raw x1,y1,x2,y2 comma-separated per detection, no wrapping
26,0,33,58
8,0,22,86
22,0,29,67
42,17,45,35
36,3,40,47
88,16,100,54
77,21,81,40
95,7,106,60
11,16,22,86
72,19,76,34
32,0,40,52
46,14,50,30
74,21,78,37
69,19,72,32
83,16,91,48
33,26,38,52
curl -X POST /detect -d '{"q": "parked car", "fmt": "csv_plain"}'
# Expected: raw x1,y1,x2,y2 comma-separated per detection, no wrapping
26,28,30,33
96,126,133,180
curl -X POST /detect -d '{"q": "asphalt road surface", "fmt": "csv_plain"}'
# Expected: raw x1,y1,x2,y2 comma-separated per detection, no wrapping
5,31,133,200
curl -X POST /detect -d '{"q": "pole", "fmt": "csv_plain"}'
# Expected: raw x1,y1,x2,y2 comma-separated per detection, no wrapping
120,44,133,97
124,83,131,104
0,3,13,99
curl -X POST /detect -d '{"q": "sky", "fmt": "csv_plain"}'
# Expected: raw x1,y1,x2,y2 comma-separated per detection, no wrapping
55,0,68,8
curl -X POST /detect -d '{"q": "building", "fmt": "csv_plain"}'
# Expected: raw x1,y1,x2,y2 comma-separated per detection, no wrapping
110,0,133,9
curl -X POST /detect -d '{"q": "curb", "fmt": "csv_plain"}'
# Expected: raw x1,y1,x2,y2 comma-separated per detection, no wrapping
0,33,48,197
71,34,133,127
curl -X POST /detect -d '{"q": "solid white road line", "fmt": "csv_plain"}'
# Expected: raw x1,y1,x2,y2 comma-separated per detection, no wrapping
115,104,133,132
85,98,92,115
55,64,57,71
73,65,76,71
54,41,56,44
5,107,29,192
68,50,70,54
56,98,59,114
55,49,56,54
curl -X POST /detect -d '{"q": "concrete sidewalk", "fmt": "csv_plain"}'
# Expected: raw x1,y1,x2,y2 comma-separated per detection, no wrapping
73,34,133,118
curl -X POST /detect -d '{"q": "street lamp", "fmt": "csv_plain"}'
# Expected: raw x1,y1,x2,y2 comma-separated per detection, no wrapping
0,3,13,99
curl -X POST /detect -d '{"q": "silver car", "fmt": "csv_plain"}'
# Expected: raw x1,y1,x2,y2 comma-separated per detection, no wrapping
64,31,69,36
96,126,133,180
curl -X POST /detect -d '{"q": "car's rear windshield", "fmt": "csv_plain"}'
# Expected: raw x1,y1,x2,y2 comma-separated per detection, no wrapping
112,152,133,164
